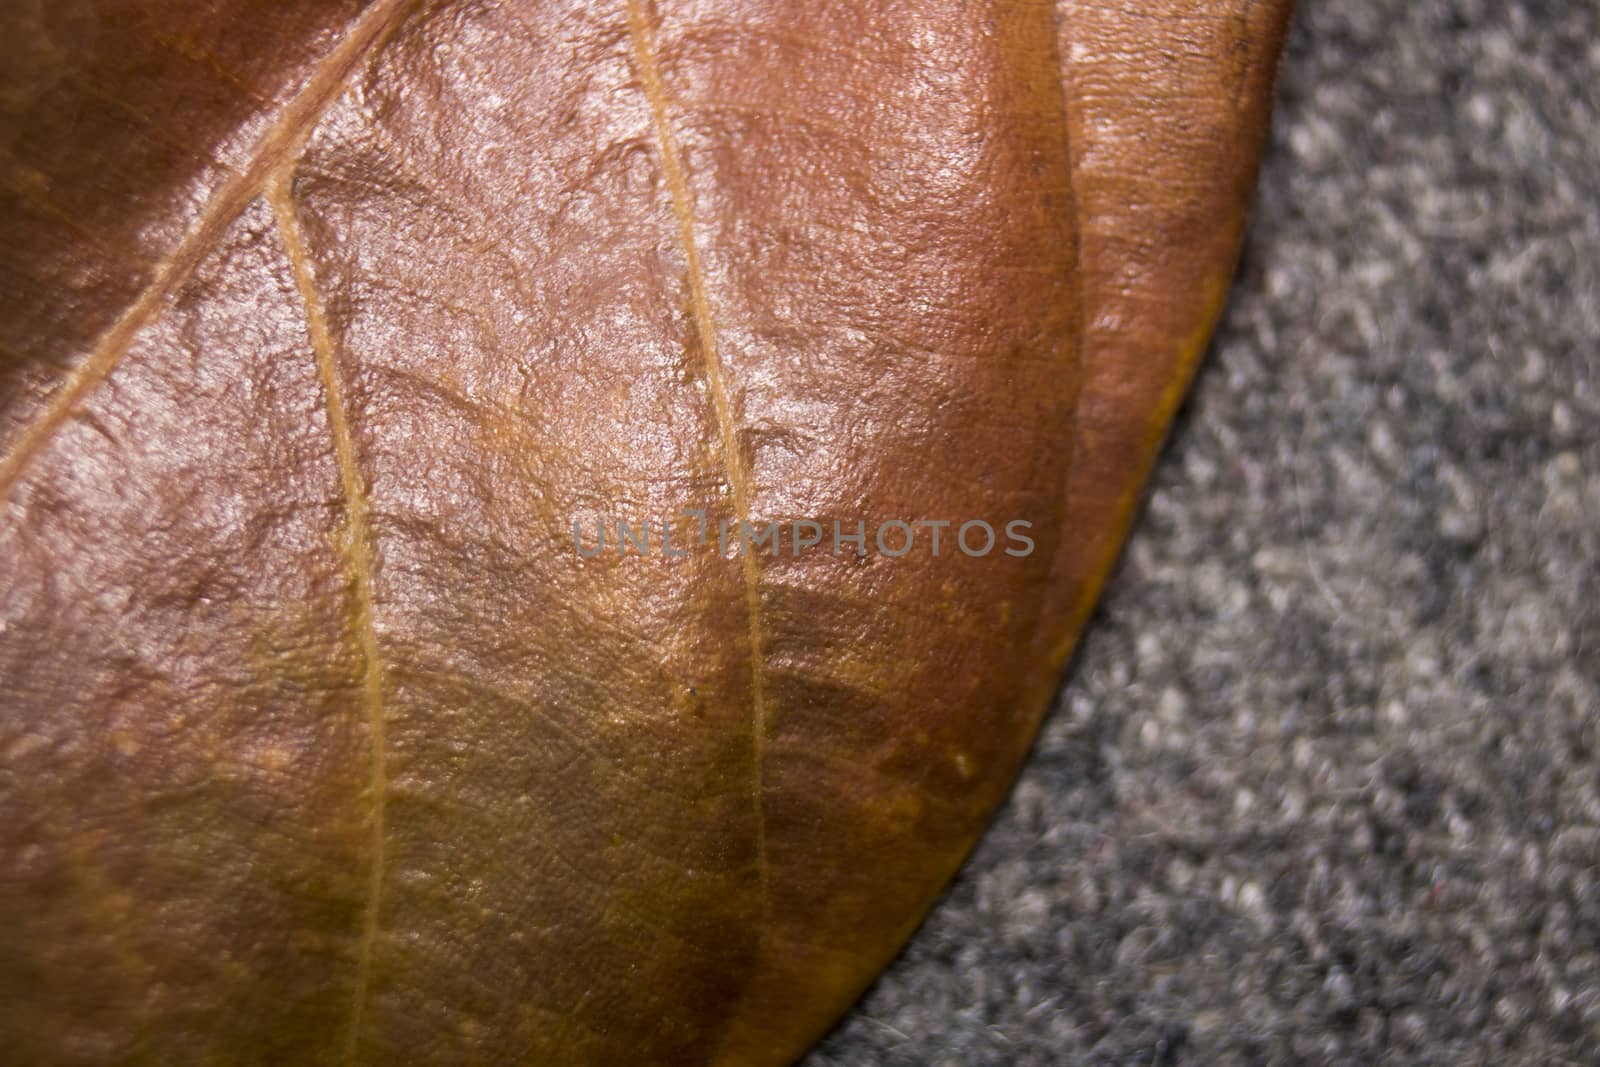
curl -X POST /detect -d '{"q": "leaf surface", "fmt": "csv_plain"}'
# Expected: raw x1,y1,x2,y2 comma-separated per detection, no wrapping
0,2,1289,1063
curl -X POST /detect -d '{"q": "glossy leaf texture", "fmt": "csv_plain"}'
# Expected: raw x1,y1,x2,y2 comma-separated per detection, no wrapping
0,2,1289,1064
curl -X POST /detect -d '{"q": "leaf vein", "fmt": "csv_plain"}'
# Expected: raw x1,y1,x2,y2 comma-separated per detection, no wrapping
269,173,389,1066
625,0,773,916
0,0,418,502
1046,1,1094,667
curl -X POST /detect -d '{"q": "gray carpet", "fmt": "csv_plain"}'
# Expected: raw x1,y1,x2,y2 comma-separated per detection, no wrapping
807,3,1600,1064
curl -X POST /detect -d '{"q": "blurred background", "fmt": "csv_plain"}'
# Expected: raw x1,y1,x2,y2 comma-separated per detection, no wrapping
810,3,1600,1064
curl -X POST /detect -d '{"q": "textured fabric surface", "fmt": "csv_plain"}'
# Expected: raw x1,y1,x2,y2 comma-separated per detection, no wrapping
807,3,1600,1065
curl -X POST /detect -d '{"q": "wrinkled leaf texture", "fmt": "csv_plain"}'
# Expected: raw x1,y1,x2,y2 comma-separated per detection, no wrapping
0,1,1288,1064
